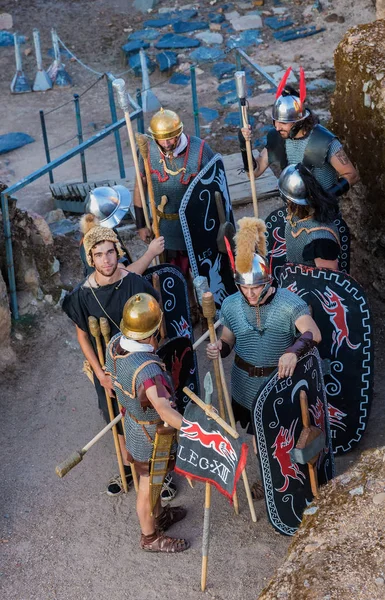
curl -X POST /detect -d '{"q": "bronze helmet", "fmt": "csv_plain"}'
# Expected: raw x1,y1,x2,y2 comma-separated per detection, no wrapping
120,293,163,340
148,108,183,141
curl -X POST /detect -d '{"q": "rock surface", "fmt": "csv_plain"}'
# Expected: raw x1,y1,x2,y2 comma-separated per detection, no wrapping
258,447,385,600
330,20,385,300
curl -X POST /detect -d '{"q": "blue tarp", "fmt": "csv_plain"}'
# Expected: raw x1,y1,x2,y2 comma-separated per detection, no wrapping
199,107,219,122
0,31,25,46
0,133,35,155
155,33,200,49
264,16,294,30
129,53,156,76
122,40,150,55
156,51,178,71
173,21,209,33
128,28,160,41
169,73,191,85
273,25,326,42
226,30,262,49
190,47,225,62
211,62,237,80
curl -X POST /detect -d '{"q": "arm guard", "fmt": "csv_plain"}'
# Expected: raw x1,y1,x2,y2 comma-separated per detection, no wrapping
220,340,232,358
284,331,317,358
238,129,257,173
134,205,147,230
328,177,350,197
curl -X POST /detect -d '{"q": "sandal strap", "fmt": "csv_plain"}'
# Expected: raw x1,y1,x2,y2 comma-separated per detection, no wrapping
156,505,187,532
141,532,190,553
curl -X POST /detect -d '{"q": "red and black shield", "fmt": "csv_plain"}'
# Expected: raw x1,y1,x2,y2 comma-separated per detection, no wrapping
157,337,194,413
266,207,351,281
144,263,200,407
179,154,236,307
252,348,335,536
279,264,373,454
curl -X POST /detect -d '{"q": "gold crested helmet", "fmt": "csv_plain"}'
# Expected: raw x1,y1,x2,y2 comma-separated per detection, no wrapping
120,293,163,340
148,108,183,141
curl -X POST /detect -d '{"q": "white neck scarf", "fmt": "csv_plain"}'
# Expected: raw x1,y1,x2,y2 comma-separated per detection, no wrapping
161,133,188,158
119,336,154,353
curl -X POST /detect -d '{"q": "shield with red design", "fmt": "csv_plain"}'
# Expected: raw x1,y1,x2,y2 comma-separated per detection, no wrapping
265,207,351,282
252,348,334,536
179,154,236,308
157,337,194,413
279,264,373,455
144,263,199,409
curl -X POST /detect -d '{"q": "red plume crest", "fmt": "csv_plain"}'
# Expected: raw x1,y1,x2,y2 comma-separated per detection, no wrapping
299,66,306,106
275,66,292,99
224,236,236,273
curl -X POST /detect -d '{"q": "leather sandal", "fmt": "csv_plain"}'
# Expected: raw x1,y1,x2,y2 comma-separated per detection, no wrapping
140,532,190,553
155,505,187,533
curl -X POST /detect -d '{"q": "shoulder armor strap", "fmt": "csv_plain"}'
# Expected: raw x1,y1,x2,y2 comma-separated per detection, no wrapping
303,125,338,169
266,128,288,169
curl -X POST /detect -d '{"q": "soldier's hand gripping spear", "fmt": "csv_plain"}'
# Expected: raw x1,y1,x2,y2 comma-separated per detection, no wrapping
235,71,259,218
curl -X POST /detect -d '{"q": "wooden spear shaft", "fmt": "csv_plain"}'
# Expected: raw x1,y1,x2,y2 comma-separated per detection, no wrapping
218,357,257,523
235,71,259,218
88,316,128,494
201,373,213,592
100,317,139,493
112,79,151,230
136,133,160,239
201,293,226,420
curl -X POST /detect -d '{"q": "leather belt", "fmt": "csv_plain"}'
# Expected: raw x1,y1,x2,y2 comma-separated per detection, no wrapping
235,355,276,378
156,208,179,221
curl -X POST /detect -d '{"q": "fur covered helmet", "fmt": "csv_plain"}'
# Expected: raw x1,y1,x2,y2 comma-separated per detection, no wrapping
81,214,125,266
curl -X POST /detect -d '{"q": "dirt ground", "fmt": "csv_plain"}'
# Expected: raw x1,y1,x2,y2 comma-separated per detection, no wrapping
0,1,382,599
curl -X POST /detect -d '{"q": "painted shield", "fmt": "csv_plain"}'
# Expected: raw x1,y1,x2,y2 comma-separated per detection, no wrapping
179,153,237,308
266,207,351,281
279,264,373,454
157,337,194,413
252,348,335,536
144,263,200,407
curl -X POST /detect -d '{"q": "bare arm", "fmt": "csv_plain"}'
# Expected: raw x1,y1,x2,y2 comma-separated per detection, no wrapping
330,148,359,186
295,314,321,344
76,326,114,392
146,386,183,430
240,125,270,178
126,237,165,275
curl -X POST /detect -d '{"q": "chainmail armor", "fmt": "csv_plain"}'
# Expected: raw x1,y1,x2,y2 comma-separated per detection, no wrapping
220,289,309,410
285,216,340,266
105,333,171,462
140,136,215,250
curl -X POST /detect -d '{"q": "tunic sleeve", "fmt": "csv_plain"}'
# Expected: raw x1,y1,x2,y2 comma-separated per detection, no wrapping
61,287,89,332
303,239,340,262
327,138,343,161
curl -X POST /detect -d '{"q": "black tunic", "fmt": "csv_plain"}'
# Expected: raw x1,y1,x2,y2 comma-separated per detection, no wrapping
62,271,159,425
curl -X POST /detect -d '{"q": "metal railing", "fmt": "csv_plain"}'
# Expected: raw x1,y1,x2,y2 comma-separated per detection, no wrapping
1,99,142,320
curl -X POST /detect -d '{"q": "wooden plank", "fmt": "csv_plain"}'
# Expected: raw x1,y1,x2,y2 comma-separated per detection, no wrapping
222,152,278,206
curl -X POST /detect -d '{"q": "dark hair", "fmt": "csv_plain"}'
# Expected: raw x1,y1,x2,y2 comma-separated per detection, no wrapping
296,163,339,223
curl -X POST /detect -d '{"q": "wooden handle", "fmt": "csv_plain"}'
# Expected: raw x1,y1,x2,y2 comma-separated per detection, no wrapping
241,106,259,218
136,133,149,160
201,292,216,320
300,389,311,428
183,387,238,439
135,133,160,239
152,273,167,340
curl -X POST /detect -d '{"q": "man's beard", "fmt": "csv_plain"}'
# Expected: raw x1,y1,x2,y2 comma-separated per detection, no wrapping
278,130,289,139
95,263,118,278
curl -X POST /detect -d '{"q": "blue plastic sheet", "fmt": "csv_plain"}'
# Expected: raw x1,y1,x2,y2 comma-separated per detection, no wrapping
226,30,262,49
155,34,200,49
122,40,150,55
169,73,191,85
211,62,237,80
173,21,209,33
190,47,225,63
0,31,25,46
264,16,294,30
128,28,160,41
0,133,35,155
129,53,156,76
156,51,178,72
199,107,219,122
273,26,326,42
224,112,255,127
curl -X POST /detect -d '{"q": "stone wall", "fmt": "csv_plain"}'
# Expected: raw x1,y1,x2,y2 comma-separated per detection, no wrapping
329,20,385,299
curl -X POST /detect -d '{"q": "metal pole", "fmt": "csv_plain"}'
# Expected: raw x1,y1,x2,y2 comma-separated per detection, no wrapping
107,75,125,179
1,191,19,319
73,94,87,183
235,53,243,127
136,89,144,133
190,65,200,138
39,110,54,184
